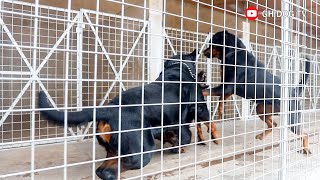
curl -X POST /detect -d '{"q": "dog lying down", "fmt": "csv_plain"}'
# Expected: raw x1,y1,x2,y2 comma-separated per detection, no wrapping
38,50,219,180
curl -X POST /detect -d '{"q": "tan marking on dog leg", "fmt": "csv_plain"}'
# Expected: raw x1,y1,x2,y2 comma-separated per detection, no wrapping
218,93,233,119
204,122,219,144
196,124,206,145
97,121,112,143
302,134,311,154
255,104,276,140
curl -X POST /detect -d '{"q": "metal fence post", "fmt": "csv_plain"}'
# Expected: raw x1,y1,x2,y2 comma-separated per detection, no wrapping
76,10,84,111
241,21,251,121
148,0,164,81
280,0,292,179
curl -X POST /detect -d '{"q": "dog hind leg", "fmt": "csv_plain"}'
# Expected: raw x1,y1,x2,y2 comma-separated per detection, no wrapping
169,125,192,153
290,124,311,154
255,104,277,140
96,130,154,179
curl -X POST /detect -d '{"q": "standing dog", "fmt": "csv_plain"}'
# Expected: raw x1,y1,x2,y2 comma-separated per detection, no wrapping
203,31,311,154
39,50,218,179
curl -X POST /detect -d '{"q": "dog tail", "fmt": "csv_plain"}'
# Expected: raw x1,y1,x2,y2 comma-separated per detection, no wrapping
299,57,311,85
293,57,311,96
38,91,93,125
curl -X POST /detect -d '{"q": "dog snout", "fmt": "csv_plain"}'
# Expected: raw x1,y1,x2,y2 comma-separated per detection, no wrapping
203,48,211,58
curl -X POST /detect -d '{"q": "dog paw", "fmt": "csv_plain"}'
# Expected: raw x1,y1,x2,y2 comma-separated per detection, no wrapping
213,139,220,145
255,134,264,140
197,137,206,145
210,134,220,145
198,142,206,146
298,149,312,155
96,167,116,180
170,147,179,154
170,147,187,153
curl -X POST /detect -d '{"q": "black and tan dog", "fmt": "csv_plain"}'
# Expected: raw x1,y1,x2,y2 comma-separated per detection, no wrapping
151,71,215,152
38,50,218,179
203,31,311,154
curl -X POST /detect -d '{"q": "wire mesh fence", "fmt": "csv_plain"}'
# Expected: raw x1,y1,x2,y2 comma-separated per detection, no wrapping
0,0,319,180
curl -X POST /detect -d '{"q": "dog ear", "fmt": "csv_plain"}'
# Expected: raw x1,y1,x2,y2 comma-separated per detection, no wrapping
164,60,169,68
190,49,198,58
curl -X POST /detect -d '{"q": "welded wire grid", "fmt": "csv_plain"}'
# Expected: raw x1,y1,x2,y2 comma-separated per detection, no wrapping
0,0,319,180
0,0,80,144
164,27,241,120
0,1,148,145
81,10,148,106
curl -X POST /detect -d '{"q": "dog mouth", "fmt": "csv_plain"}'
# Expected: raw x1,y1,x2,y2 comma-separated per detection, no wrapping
199,83,209,89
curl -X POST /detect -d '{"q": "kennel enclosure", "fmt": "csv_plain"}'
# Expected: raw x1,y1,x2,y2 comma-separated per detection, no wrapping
1,0,320,179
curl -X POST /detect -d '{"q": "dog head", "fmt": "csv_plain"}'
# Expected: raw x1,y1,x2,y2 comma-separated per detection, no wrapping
203,31,246,59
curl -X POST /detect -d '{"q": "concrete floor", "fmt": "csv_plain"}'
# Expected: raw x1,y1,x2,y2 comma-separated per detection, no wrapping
1,114,320,180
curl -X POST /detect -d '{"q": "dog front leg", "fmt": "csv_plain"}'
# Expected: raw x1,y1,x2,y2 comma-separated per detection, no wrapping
204,121,219,145
218,93,233,119
290,124,311,154
196,123,206,145
179,126,192,153
202,84,234,97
